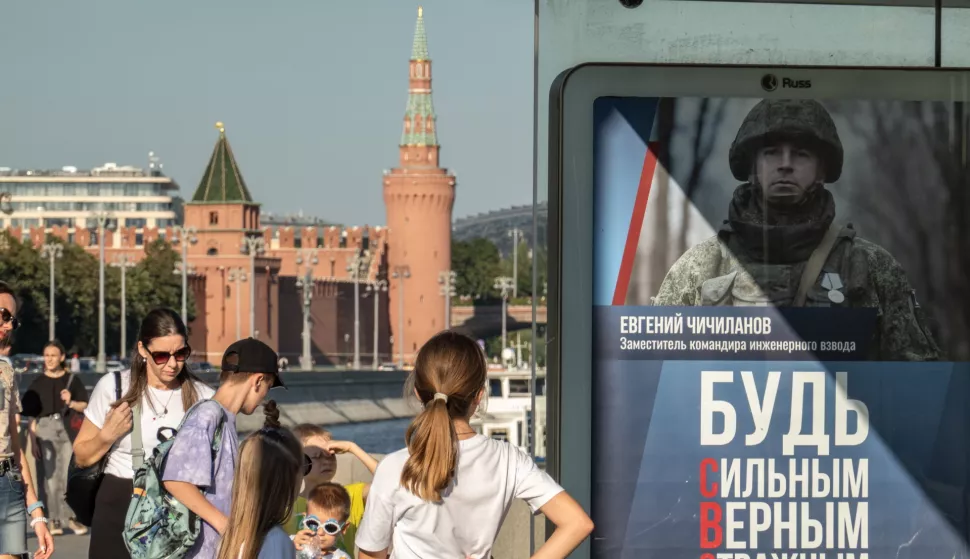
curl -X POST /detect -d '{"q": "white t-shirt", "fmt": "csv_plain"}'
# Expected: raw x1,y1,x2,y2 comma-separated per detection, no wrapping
356,434,564,559
84,370,216,479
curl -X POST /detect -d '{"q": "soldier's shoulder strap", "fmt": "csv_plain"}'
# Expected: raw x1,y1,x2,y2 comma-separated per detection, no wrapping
793,222,844,307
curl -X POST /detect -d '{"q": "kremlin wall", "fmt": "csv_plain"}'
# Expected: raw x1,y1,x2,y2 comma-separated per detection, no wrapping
5,8,454,366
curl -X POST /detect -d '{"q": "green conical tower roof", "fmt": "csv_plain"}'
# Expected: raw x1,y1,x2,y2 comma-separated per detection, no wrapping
190,122,255,204
411,6,429,61
401,7,438,147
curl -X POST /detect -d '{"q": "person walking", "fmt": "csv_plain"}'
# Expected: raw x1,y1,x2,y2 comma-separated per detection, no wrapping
21,340,89,536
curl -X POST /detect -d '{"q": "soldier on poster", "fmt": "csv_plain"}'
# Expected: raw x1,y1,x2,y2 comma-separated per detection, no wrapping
652,98,941,362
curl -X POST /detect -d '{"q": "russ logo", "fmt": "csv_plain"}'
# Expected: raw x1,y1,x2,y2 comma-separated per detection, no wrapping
761,74,812,91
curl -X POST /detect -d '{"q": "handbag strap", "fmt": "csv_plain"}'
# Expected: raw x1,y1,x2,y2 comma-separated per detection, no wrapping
131,399,144,471
793,222,843,307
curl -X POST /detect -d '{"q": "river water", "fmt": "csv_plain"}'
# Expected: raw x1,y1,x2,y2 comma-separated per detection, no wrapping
328,417,412,454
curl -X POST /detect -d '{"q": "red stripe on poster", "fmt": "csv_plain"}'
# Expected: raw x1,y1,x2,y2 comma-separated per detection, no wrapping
612,142,660,306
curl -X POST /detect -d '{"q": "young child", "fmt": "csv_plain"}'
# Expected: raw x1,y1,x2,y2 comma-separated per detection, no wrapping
293,483,354,559
284,424,377,557
162,337,286,559
216,410,302,559
356,331,594,559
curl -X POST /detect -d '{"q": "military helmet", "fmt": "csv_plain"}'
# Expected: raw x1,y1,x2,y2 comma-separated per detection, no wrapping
729,99,844,183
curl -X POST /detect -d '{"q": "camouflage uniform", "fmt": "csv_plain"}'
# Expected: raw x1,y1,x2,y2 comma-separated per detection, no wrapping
654,99,940,361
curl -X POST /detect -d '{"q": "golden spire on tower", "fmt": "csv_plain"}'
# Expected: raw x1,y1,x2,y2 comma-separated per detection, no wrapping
215,121,225,134
418,6,422,17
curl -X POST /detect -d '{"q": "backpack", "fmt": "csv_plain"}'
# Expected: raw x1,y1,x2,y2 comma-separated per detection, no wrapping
123,399,227,559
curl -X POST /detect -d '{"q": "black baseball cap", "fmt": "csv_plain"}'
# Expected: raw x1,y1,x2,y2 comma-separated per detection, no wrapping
221,338,285,388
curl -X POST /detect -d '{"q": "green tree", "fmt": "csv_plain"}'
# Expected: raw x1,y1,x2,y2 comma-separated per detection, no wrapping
452,238,501,302
124,239,196,351
0,232,47,353
0,234,193,356
498,241,547,302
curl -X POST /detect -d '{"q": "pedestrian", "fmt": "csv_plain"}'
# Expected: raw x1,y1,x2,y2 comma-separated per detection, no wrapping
0,281,54,559
21,340,89,536
72,308,215,558
215,408,300,559
284,424,376,557
162,337,285,559
292,483,353,559
356,331,594,559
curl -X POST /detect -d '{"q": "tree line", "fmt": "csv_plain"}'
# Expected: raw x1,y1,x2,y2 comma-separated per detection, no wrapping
0,232,194,356
451,237,547,304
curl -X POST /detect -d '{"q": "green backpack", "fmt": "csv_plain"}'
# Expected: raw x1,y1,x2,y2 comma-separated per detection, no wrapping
123,399,227,559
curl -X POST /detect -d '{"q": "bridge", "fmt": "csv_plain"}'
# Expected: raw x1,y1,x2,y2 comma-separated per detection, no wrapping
450,304,546,340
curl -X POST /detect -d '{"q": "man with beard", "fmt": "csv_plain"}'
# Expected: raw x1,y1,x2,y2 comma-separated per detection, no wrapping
653,99,940,362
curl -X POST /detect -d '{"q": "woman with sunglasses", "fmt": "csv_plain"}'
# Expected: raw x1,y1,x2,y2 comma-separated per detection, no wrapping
0,281,54,559
73,307,215,558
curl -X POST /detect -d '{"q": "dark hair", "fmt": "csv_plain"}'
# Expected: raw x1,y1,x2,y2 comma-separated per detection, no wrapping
116,308,203,413
400,331,488,502
307,482,351,523
263,400,281,429
0,281,18,353
43,340,67,370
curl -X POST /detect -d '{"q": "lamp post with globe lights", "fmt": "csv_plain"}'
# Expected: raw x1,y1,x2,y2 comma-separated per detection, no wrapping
40,242,63,340
111,253,136,359
227,268,247,340
493,276,514,359
391,265,410,368
366,279,387,367
296,249,319,370
241,236,265,337
92,209,114,373
347,251,367,370
439,270,457,330
172,226,198,321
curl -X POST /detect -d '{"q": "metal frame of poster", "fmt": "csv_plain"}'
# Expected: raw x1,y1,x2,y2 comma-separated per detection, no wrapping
548,62,970,558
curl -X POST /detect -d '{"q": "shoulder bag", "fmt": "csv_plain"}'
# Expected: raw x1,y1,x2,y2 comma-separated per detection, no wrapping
65,371,122,527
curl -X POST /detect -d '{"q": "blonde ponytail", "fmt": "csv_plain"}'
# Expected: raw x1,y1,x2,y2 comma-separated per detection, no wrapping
399,331,488,502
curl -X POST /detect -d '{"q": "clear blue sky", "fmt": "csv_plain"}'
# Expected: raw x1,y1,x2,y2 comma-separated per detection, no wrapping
0,0,534,226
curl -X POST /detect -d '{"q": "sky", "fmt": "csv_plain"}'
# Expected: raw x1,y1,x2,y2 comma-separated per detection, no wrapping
0,0,534,226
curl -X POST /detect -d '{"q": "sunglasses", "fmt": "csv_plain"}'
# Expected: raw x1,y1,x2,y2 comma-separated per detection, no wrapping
303,515,345,536
0,308,19,331
303,453,312,477
148,346,192,365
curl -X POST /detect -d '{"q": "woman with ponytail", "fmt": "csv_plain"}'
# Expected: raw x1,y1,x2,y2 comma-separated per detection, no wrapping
75,308,215,557
162,337,286,559
216,406,301,559
356,331,594,559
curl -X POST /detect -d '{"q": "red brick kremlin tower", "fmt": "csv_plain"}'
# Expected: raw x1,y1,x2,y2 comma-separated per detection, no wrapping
384,7,456,364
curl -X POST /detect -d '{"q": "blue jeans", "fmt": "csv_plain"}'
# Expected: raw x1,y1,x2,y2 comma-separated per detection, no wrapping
0,469,27,556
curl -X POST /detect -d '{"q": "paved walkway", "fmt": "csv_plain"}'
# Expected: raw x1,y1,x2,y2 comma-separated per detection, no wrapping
27,533,89,558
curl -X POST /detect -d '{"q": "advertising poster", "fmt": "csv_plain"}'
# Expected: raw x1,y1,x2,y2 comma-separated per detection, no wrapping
592,96,970,558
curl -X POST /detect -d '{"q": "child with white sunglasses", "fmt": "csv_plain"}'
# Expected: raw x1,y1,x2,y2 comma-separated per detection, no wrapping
294,483,352,559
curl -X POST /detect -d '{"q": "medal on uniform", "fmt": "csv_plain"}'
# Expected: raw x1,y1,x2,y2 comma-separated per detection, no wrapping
821,273,845,304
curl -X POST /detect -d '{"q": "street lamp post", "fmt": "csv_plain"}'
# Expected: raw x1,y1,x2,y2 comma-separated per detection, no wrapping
347,252,367,370
241,236,265,338
40,243,63,340
172,226,198,321
391,265,411,368
227,268,247,341
438,270,457,330
93,210,114,374
111,253,136,359
494,276,514,358
508,228,523,299
296,250,319,371
366,279,387,367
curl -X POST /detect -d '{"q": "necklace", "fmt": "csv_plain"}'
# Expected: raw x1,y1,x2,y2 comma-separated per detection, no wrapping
148,387,178,420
